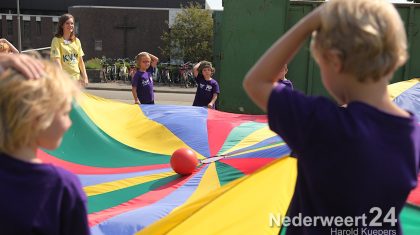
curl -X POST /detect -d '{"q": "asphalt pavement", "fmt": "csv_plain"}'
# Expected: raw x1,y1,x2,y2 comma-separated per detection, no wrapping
86,81,196,94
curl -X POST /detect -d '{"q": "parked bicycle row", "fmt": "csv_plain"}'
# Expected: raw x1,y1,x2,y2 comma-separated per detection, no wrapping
99,58,197,88
156,62,196,88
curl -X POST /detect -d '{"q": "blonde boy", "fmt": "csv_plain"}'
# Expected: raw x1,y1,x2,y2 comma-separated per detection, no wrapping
244,0,419,234
0,60,89,234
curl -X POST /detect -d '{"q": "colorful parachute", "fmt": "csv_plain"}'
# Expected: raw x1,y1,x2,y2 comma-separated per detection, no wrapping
38,79,419,235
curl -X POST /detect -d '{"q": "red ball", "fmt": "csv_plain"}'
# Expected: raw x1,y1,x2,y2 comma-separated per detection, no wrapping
170,148,198,175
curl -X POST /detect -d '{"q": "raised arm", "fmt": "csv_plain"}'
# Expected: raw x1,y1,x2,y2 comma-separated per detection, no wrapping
193,62,201,78
148,53,159,68
243,7,322,112
0,38,19,53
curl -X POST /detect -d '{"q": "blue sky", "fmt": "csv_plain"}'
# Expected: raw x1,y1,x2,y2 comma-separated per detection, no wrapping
206,0,223,10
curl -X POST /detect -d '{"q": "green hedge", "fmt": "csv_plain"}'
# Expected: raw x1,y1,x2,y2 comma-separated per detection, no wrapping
85,58,102,69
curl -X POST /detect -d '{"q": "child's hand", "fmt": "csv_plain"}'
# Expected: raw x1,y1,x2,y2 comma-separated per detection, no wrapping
0,54,44,80
207,103,214,108
134,100,139,104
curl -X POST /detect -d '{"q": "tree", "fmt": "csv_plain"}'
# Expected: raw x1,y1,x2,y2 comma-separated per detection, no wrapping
160,2,213,63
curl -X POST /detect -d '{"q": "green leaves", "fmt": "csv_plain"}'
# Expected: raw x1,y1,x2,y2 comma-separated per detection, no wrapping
160,2,214,63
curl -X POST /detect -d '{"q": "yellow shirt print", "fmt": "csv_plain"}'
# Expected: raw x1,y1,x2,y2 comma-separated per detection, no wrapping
50,37,85,80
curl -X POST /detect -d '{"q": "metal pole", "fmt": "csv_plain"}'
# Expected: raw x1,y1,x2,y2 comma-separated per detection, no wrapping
17,0,22,52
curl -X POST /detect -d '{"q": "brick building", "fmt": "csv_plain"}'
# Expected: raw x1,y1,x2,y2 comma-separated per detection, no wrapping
69,6,179,60
0,13,59,51
0,0,208,59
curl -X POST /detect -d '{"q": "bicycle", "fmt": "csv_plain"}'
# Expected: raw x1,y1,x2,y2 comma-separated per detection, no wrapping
158,63,173,86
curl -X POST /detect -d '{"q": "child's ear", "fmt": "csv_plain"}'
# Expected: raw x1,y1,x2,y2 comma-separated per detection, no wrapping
326,49,343,73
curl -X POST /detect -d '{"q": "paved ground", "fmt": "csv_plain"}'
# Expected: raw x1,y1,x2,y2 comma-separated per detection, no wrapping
86,81,196,94
85,89,195,105
85,82,196,105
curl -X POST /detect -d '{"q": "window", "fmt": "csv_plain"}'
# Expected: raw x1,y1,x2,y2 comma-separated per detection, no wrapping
94,40,102,51
7,20,13,35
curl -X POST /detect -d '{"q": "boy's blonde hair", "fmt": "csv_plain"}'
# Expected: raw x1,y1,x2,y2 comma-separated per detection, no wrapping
23,50,43,59
0,60,79,153
312,0,407,82
0,42,10,53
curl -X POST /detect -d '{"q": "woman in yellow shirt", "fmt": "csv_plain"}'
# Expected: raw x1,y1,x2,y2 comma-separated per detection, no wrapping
51,14,88,86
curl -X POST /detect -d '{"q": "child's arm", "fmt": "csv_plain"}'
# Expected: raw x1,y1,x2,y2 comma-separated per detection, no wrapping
0,38,19,53
208,93,218,108
131,73,140,104
193,62,201,78
131,87,139,104
243,7,322,112
148,53,159,68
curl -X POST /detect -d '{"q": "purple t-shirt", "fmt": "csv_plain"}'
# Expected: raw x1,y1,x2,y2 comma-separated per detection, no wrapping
131,68,154,104
0,152,90,235
268,84,419,235
148,66,156,74
279,79,293,90
193,74,220,109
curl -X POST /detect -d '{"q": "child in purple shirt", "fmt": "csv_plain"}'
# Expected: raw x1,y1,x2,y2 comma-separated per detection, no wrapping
192,61,220,109
243,0,419,234
131,52,159,104
0,60,89,234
